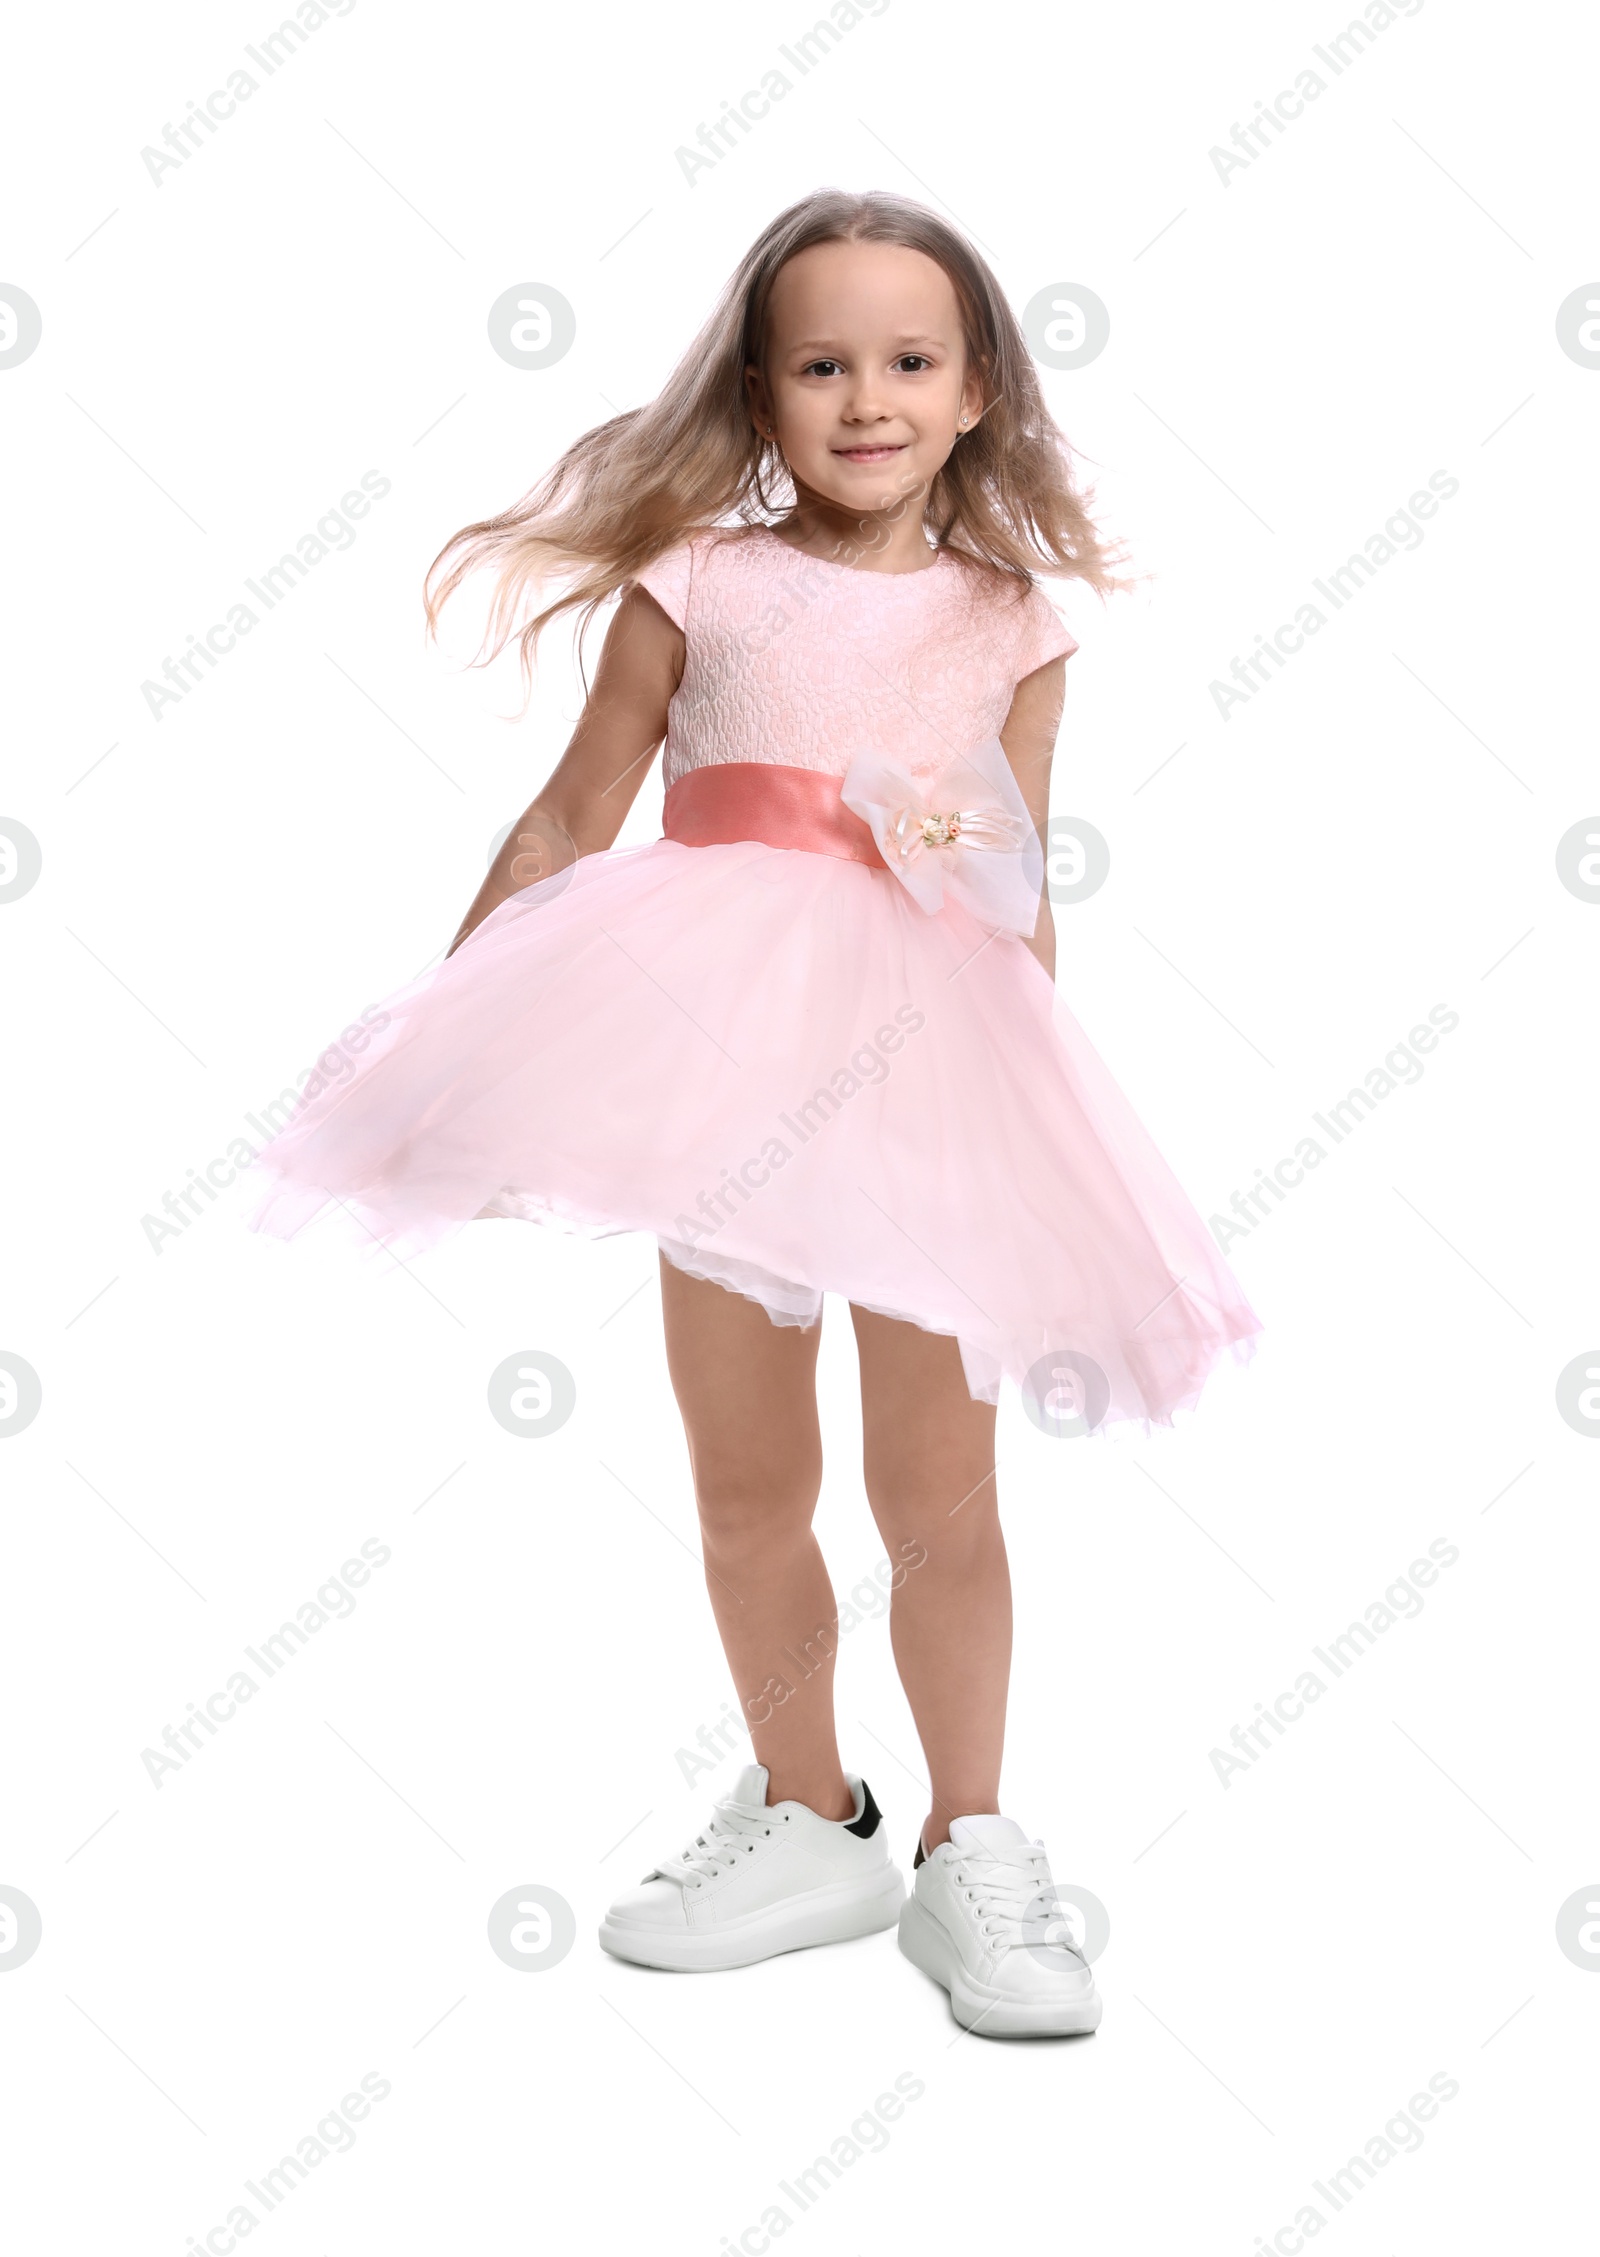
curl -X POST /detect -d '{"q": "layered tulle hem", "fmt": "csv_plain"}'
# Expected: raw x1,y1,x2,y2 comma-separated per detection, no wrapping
243,835,1264,1436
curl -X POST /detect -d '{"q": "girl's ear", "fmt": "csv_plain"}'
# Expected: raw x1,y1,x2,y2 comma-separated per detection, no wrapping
744,362,774,439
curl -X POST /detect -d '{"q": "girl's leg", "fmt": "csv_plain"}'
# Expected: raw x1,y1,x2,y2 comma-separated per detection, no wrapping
658,1253,853,1821
850,1305,1011,1855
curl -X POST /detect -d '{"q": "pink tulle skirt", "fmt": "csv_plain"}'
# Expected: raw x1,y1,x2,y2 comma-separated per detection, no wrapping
244,836,1262,1430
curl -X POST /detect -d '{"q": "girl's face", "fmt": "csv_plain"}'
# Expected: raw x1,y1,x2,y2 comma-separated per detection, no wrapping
747,239,984,515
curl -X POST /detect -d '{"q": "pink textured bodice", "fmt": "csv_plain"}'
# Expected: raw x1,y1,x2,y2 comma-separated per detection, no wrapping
633,525,1077,791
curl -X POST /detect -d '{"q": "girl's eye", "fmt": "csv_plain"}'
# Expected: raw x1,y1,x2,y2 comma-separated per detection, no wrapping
797,355,936,377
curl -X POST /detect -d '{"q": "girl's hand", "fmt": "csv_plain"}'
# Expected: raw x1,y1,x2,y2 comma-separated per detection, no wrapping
446,585,684,956
998,654,1067,982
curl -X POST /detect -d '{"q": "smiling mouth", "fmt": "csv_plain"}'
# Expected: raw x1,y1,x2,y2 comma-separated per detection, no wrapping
832,443,908,462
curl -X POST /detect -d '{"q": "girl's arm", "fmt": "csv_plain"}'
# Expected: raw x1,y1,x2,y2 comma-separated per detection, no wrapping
447,586,684,956
999,654,1067,981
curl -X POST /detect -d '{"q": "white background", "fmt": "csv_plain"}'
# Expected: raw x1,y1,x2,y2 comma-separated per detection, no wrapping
2,0,1596,2249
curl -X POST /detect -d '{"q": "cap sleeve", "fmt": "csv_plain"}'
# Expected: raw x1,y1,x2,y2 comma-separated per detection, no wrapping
1013,583,1078,680
632,540,694,630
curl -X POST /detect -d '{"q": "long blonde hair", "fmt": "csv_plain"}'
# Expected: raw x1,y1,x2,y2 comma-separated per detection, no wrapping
425,188,1128,691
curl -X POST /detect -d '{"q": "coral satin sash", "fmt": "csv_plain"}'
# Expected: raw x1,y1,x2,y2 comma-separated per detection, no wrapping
662,762,887,870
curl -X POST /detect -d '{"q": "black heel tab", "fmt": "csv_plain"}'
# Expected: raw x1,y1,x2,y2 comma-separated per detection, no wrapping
844,1777,883,1839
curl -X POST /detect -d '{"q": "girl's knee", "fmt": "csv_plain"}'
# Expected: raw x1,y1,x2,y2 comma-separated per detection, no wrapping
862,1455,997,1552
691,1457,821,1560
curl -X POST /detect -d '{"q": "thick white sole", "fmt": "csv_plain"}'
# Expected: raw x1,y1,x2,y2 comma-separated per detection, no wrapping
897,1897,1102,2036
599,1864,906,1972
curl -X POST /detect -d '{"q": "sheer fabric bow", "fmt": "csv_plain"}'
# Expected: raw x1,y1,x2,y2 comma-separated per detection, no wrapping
841,734,1043,937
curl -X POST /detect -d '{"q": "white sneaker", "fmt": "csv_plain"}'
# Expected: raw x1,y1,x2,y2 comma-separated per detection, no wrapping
599,1764,905,1972
898,1813,1102,2036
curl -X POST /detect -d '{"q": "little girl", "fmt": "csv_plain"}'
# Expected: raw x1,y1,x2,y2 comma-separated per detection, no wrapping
248,188,1261,2036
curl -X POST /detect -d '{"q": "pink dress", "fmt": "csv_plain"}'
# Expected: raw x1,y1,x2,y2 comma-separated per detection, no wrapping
246,524,1261,1430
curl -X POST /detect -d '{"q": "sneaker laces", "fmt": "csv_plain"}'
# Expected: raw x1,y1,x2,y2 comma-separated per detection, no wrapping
952,1842,1086,1958
655,1794,780,1887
